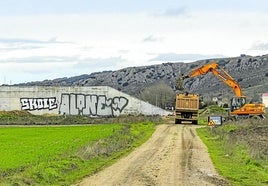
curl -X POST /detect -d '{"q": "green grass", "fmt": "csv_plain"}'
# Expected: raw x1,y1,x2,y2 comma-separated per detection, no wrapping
0,122,155,185
197,125,268,186
198,105,229,125
0,125,118,169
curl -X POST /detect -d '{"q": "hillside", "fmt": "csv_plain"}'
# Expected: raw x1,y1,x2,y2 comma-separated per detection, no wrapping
18,54,268,102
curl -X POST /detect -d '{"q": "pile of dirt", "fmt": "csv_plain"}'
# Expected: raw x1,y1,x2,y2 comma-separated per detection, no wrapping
229,119,268,159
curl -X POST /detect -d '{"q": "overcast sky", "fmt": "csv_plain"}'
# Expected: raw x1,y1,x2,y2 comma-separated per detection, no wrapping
1,0,268,84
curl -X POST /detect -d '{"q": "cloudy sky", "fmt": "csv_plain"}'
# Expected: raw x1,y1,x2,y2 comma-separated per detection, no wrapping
1,0,268,84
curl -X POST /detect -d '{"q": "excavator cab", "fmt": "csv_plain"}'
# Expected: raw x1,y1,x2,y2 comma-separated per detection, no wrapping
230,96,246,112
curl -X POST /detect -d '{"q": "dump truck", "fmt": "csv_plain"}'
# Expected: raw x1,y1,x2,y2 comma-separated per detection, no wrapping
175,93,199,124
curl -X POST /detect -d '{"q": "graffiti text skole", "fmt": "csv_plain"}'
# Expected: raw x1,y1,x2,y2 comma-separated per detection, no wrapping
20,97,58,111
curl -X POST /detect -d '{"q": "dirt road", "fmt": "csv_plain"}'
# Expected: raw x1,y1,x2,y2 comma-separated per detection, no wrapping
76,124,228,186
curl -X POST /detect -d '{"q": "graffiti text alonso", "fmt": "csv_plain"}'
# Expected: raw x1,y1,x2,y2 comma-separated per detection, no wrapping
59,93,129,116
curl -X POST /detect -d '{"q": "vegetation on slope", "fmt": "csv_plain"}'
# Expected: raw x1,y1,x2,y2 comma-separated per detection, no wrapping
0,110,161,125
197,118,268,185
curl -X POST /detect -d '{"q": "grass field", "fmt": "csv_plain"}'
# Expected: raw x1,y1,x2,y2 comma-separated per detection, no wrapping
197,119,268,186
0,122,155,185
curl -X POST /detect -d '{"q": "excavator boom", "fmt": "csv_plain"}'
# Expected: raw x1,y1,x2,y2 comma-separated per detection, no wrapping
182,62,242,97
179,61,265,118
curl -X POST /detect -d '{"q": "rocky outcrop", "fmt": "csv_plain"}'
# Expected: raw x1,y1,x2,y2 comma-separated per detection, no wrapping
18,54,268,101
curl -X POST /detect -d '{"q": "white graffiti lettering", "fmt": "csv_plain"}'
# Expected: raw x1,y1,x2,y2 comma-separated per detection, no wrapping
20,97,58,111
59,94,129,116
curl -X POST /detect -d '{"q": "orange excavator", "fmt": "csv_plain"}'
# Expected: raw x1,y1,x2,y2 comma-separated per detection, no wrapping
178,61,265,119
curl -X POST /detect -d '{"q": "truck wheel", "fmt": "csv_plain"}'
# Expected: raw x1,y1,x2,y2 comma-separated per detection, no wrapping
175,119,181,124
192,120,198,125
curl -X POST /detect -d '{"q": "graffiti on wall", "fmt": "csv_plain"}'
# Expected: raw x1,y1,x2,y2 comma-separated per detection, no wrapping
59,93,129,116
20,94,129,116
20,97,58,111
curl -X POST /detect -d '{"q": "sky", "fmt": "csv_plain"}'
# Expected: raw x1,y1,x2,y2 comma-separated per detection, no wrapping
1,0,268,84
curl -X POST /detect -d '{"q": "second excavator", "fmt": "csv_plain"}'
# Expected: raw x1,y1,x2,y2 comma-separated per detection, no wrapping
178,61,265,119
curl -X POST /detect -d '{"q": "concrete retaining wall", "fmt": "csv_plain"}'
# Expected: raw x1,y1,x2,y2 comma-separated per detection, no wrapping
0,86,172,116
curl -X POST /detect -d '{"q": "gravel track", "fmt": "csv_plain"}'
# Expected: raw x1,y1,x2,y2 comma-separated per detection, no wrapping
76,124,228,186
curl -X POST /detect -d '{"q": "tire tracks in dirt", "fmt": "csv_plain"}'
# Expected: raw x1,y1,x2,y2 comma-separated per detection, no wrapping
75,124,228,186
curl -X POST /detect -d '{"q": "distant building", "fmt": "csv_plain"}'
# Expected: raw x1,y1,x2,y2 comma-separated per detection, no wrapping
262,93,268,107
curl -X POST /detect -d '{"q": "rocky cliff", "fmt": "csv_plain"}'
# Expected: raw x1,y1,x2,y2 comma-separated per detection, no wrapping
19,54,268,102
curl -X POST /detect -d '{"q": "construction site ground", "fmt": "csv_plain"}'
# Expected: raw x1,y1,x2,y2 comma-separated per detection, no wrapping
76,124,229,186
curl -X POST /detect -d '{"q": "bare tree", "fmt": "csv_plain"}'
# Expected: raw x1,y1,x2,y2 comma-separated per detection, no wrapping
139,82,175,109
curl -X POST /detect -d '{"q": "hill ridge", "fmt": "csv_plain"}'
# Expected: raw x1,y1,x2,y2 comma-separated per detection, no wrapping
17,54,268,102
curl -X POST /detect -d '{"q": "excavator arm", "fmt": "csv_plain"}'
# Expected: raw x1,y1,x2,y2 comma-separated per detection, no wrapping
180,62,242,97
178,61,265,118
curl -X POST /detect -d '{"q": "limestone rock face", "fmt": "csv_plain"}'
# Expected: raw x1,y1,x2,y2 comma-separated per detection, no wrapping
18,54,268,101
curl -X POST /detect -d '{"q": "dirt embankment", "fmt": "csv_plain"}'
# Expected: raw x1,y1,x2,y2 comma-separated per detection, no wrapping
76,124,228,186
